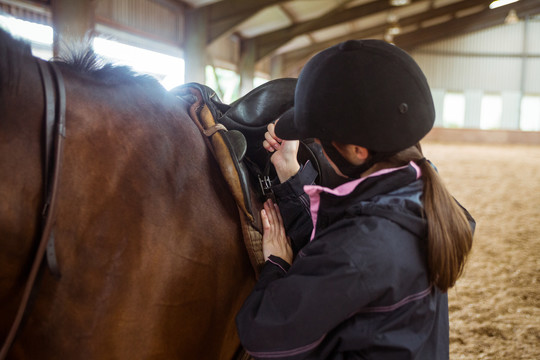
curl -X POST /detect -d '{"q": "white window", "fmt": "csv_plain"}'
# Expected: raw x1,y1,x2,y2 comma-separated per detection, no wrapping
254,77,269,88
480,94,502,130
1,14,186,90
205,66,240,103
520,95,540,131
442,92,465,128
93,37,184,90
0,14,53,60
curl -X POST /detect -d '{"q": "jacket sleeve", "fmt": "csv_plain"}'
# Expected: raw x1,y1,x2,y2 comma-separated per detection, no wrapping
235,226,370,360
272,161,318,254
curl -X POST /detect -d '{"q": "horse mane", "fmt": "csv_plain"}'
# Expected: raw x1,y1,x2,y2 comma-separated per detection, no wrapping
0,26,162,91
56,47,161,87
0,26,32,95
0,26,32,57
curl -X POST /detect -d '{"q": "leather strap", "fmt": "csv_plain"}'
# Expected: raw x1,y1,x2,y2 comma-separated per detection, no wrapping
202,123,227,137
42,61,66,277
0,59,66,360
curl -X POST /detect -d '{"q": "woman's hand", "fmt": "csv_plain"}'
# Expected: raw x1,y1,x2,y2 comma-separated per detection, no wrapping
263,122,300,183
261,199,293,265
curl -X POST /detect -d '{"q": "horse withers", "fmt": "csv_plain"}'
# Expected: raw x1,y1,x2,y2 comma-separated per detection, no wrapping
0,28,256,359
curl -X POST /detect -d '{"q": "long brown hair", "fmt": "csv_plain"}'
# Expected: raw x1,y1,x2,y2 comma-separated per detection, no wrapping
374,144,473,292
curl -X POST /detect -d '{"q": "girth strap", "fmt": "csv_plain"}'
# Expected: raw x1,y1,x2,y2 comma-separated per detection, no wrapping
0,60,66,360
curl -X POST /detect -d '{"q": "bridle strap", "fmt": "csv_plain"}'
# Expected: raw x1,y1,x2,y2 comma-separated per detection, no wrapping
0,59,66,360
42,60,65,278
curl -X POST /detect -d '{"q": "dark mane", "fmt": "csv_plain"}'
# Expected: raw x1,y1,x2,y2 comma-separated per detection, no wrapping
0,26,32,57
0,26,32,95
1,26,162,90
56,48,162,87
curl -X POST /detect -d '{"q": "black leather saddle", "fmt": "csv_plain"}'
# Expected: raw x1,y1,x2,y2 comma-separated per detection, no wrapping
172,78,344,220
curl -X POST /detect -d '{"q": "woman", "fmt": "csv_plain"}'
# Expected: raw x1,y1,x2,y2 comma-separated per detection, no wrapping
236,39,474,359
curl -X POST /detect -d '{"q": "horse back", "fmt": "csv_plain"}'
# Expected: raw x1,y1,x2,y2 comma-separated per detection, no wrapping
0,39,254,359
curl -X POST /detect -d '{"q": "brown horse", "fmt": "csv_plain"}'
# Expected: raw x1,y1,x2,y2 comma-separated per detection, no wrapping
0,28,256,359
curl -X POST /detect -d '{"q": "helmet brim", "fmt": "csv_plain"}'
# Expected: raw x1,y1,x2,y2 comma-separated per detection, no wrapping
275,107,312,141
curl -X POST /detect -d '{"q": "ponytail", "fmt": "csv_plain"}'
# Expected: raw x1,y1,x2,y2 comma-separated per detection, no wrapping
377,144,473,292
419,158,473,292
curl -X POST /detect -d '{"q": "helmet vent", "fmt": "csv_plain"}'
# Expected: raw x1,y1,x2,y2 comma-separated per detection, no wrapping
399,103,409,114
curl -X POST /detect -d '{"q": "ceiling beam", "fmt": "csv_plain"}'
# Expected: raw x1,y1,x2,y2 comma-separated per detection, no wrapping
251,0,427,61
149,0,185,13
396,0,540,50
201,0,286,44
278,0,493,72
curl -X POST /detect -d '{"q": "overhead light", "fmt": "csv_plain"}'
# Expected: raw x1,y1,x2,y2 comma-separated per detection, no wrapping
505,9,519,24
387,14,399,23
390,0,410,6
489,0,519,9
386,12,401,36
387,25,401,36
387,19,401,35
384,31,394,43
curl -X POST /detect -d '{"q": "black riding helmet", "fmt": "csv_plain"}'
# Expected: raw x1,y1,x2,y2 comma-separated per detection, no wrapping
275,39,435,156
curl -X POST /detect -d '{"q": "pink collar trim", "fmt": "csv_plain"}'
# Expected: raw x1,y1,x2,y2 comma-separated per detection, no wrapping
304,161,421,241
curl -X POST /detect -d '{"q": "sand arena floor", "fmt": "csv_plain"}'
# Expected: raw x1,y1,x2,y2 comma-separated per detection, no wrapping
421,142,540,360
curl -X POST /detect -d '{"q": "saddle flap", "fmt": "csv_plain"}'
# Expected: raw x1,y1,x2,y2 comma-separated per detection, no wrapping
223,130,247,162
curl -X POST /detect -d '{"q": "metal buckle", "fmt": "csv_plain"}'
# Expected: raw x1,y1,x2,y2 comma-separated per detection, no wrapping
258,174,273,197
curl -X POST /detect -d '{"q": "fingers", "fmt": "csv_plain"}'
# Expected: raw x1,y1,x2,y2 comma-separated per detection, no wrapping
261,200,276,233
261,199,293,264
273,202,284,228
265,200,282,228
262,140,273,152
267,122,279,139
261,200,282,233
263,199,278,228
264,132,280,152
263,122,283,152
263,201,272,226
261,209,270,231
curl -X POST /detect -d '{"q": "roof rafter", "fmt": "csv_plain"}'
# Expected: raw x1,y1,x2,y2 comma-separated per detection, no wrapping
200,0,287,43
278,0,494,71
250,0,426,61
396,0,540,50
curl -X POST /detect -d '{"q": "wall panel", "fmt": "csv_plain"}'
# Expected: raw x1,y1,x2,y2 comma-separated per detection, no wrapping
411,18,540,94
524,58,540,94
95,0,183,46
414,54,524,92
416,21,525,54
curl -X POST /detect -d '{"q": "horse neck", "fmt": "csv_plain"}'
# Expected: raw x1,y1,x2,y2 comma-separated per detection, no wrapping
0,39,47,340
0,51,45,236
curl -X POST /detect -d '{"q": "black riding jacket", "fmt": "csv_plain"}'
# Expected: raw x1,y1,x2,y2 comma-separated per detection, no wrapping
236,161,474,359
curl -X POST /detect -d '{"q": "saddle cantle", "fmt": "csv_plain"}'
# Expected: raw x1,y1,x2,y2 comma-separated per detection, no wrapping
171,78,344,274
